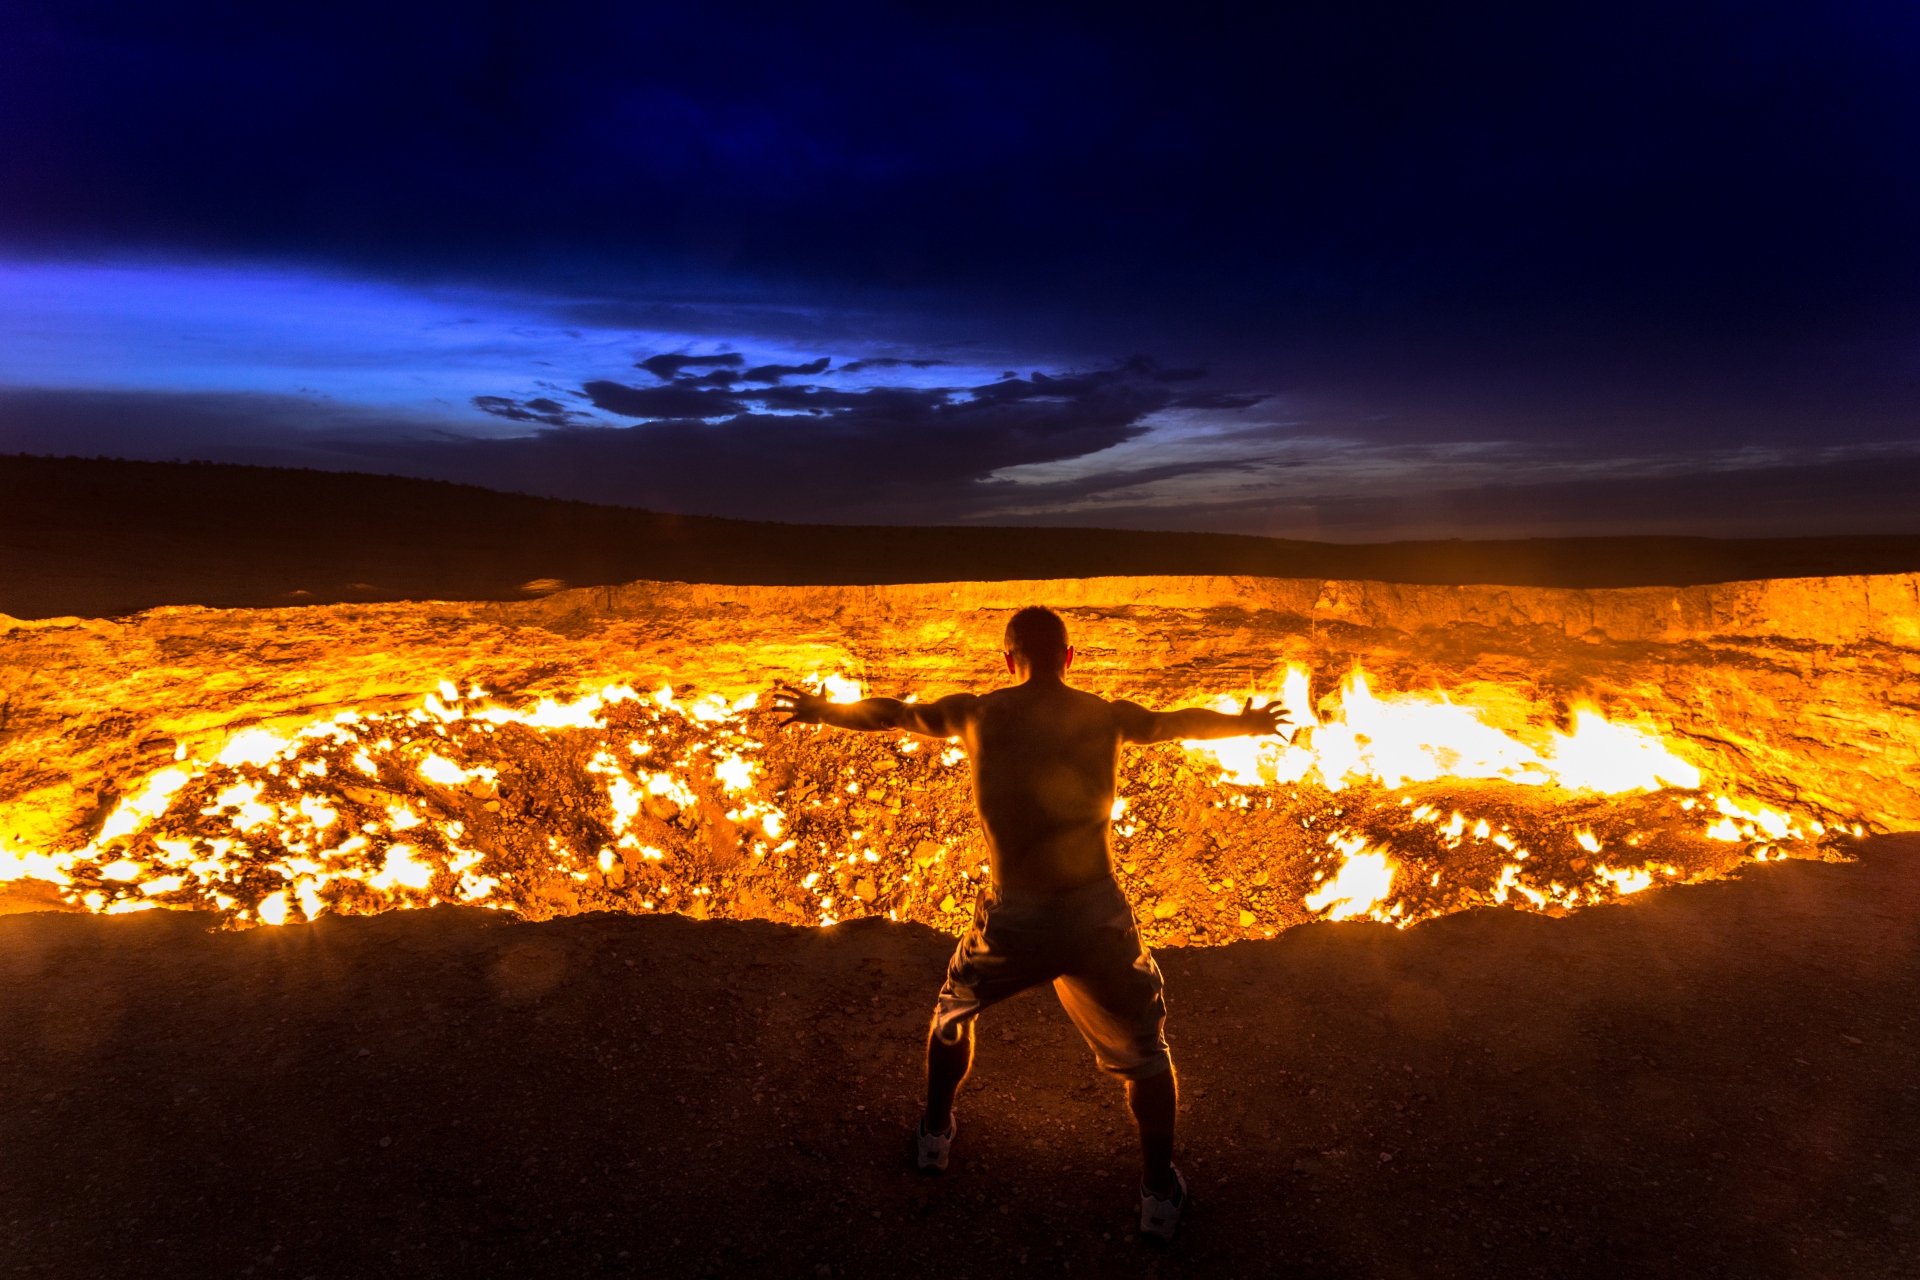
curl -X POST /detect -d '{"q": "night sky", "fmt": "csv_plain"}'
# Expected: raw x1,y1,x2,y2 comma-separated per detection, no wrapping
3,1,1918,539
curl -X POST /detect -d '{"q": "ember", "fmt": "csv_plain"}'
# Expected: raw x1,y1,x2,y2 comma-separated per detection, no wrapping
4,569,1881,940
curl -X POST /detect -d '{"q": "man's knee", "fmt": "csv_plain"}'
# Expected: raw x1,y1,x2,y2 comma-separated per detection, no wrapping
931,1014,973,1047
1115,1052,1175,1085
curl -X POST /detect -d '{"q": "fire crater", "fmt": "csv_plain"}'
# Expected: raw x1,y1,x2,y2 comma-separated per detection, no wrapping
2,574,1910,940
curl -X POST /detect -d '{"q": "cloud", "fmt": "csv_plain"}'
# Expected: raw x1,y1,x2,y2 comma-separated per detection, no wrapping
1166,390,1269,411
837,357,949,373
636,353,745,381
472,395,591,427
581,380,743,419
366,361,1191,522
742,357,831,383
1112,356,1208,383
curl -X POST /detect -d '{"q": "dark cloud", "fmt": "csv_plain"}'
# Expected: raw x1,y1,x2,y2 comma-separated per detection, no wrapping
636,353,744,381
395,359,1210,521
472,395,590,427
383,372,1180,522
962,367,1163,407
547,362,1187,521
742,357,831,383
571,365,1219,456
1166,391,1268,411
581,380,743,419
1112,356,1209,384
837,358,949,374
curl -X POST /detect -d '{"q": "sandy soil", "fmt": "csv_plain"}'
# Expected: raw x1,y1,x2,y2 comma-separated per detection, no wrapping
9,455,1920,618
3,836,1915,1279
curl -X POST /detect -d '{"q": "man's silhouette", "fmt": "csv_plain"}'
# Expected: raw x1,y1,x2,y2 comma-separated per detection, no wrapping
773,605,1285,1243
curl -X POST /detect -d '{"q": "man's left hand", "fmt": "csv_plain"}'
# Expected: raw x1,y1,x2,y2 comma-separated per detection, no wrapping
1237,698,1291,735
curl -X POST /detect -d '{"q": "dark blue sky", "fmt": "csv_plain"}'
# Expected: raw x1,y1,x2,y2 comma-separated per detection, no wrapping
3,0,1918,538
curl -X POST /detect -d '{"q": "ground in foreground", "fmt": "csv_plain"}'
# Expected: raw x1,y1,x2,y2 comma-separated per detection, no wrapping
3,839,1917,1279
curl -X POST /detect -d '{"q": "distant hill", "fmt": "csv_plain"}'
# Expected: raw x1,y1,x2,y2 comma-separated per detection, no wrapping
6,454,1920,619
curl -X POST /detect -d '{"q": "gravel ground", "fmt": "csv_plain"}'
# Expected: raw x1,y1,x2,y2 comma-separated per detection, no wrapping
3,836,1916,1278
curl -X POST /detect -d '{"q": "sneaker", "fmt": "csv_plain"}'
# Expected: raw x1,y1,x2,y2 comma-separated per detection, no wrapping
1138,1167,1187,1244
916,1116,955,1174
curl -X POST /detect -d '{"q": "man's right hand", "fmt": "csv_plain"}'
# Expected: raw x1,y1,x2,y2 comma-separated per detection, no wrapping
771,683,827,726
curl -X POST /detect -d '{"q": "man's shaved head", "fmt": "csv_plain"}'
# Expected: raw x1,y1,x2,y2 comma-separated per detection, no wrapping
1004,606,1070,674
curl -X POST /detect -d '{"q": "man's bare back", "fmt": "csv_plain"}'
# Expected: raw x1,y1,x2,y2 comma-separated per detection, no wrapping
939,681,1119,892
908,680,1283,892
769,605,1284,1243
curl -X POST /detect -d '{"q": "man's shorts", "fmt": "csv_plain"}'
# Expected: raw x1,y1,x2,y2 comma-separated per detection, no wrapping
932,875,1171,1081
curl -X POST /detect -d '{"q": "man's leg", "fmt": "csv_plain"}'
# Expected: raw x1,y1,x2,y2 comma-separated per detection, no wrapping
1127,1064,1179,1197
924,1018,975,1133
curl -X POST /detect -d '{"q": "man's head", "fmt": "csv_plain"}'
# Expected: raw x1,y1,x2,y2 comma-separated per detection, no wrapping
1003,605,1072,679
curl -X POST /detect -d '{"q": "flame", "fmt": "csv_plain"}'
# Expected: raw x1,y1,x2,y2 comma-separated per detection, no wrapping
1177,666,1705,800
1304,837,1397,921
811,673,864,703
1547,709,1701,793
0,661,1847,936
1594,864,1654,895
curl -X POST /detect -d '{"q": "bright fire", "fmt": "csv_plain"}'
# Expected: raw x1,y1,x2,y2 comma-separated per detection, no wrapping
0,663,1855,938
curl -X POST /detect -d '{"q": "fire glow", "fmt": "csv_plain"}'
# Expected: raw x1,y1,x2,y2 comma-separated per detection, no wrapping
0,661,1852,941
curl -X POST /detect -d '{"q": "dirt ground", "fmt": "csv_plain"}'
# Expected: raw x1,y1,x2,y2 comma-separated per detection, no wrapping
2,837,1915,1279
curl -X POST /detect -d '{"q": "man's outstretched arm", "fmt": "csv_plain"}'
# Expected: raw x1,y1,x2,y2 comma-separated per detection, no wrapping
771,684,975,738
1114,697,1289,744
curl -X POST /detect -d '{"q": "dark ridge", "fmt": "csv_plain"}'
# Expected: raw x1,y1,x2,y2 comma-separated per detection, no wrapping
6,454,1920,619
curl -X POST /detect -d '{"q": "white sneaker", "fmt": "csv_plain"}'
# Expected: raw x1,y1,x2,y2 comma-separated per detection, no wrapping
916,1117,955,1174
1139,1167,1187,1244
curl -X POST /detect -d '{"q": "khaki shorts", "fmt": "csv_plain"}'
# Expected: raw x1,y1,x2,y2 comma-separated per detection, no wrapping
932,875,1172,1081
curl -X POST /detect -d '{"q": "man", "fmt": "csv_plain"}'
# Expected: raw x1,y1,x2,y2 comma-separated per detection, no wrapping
772,605,1286,1244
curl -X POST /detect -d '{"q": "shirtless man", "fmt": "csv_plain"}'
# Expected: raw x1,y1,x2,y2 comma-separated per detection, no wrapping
772,605,1285,1244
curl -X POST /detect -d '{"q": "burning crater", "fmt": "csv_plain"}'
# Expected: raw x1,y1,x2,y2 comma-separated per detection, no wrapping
2,575,1915,942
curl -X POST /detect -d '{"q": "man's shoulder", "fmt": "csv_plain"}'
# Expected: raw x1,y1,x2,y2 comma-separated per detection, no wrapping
926,689,984,716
